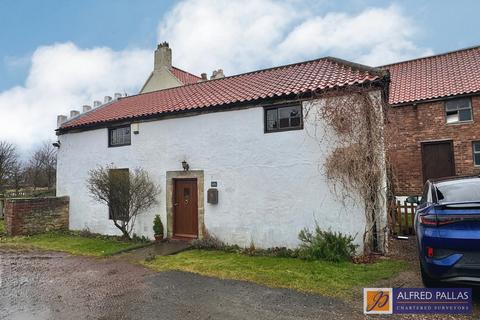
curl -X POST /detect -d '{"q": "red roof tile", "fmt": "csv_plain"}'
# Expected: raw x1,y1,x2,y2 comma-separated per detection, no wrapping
171,66,201,85
383,46,480,105
60,57,383,130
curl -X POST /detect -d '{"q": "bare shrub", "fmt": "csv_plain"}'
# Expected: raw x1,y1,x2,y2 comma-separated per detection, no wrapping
87,165,159,239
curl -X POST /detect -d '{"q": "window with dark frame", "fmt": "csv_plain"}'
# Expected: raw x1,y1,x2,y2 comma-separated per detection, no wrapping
108,168,130,221
108,125,131,147
473,141,480,166
445,98,472,124
265,104,302,132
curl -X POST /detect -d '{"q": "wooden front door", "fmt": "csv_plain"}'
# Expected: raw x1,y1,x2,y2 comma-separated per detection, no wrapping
421,141,455,183
173,179,198,238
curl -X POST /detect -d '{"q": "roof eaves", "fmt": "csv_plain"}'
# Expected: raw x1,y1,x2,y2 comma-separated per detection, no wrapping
389,90,480,107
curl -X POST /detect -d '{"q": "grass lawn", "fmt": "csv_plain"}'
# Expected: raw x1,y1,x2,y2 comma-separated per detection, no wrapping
0,218,4,235
0,231,148,257
143,249,407,299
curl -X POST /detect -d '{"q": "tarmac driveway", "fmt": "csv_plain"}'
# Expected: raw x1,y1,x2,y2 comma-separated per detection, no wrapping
0,249,358,320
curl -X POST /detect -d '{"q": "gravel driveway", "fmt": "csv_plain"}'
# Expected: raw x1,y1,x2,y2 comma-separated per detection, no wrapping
2,243,479,319
0,249,360,320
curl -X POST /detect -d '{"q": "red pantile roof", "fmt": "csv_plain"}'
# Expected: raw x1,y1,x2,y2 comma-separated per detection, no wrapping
383,46,480,105
60,57,384,131
171,66,201,85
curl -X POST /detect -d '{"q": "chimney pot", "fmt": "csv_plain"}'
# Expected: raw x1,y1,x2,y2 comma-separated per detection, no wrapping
57,115,68,128
70,110,80,118
201,73,208,81
104,96,112,104
210,69,225,80
154,41,172,70
93,100,102,108
114,93,122,100
82,105,92,113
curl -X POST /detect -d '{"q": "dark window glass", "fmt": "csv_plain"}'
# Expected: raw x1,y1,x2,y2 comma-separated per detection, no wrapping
435,178,480,202
473,141,480,166
108,168,130,221
445,98,472,123
109,126,131,147
459,109,472,121
266,109,278,131
265,105,302,132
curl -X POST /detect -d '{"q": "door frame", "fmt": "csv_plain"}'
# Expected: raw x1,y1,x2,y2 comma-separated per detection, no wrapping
420,140,455,183
172,178,198,239
166,170,205,240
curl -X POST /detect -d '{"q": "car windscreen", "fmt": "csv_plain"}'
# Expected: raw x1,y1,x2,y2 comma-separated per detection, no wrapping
435,179,480,203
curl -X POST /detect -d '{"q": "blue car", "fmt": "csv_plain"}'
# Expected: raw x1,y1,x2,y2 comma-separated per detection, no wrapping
408,176,480,287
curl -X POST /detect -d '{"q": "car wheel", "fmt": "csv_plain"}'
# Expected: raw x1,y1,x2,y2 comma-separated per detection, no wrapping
420,261,442,287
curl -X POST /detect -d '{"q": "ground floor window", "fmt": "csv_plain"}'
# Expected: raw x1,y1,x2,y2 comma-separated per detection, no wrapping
108,168,130,220
473,141,480,166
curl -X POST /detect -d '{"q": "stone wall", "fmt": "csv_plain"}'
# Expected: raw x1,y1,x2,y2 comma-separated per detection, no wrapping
5,196,69,236
388,95,480,196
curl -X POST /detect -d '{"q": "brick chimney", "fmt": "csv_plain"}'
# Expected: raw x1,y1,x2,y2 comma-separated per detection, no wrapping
154,42,172,70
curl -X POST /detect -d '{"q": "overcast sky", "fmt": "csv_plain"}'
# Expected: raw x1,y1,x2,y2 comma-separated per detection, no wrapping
1,0,479,155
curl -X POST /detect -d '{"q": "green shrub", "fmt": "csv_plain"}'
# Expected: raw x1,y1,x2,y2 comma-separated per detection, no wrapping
153,215,164,236
297,224,357,262
243,246,298,258
132,233,150,243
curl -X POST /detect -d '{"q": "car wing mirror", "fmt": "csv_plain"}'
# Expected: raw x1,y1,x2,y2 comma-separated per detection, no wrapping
405,196,420,204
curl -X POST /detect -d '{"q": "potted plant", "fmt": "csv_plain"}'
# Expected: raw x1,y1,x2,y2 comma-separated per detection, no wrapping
153,215,164,241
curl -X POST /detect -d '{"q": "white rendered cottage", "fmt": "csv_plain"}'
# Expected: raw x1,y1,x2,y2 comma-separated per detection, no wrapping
55,54,389,253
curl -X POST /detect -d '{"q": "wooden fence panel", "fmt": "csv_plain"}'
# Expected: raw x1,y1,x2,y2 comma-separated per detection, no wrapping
390,200,417,235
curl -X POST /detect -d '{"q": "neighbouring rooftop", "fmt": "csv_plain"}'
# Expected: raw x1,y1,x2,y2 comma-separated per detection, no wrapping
383,45,480,105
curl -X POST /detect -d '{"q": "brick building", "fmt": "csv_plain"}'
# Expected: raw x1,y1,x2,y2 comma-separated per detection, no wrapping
384,46,480,196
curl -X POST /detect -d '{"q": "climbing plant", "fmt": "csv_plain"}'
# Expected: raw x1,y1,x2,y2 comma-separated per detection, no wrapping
305,84,393,254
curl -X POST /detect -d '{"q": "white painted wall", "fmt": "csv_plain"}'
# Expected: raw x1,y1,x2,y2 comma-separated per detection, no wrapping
57,93,386,251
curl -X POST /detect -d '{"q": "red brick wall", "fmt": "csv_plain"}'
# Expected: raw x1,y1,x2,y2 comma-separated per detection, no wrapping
387,95,480,196
5,196,69,236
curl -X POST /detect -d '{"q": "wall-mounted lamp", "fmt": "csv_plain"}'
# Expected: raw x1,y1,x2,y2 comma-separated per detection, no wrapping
182,160,190,171
52,141,61,148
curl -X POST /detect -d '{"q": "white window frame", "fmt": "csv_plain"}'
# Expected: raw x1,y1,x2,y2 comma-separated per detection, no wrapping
445,98,472,124
473,141,480,166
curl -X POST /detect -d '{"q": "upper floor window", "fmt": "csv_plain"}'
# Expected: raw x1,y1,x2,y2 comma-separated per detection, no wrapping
108,125,131,147
265,104,303,133
473,141,480,166
445,98,472,124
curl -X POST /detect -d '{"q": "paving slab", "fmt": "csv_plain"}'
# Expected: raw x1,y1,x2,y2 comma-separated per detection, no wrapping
115,239,191,262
